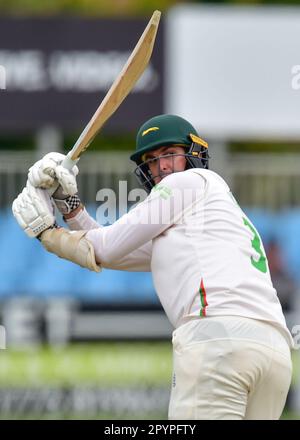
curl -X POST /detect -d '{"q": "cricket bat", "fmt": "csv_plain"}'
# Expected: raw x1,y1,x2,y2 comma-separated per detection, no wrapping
61,10,161,171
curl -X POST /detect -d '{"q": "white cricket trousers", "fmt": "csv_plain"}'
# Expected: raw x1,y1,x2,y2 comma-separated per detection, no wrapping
168,316,292,420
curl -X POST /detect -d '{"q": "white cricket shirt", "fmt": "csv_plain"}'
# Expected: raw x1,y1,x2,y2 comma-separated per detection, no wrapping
66,168,293,346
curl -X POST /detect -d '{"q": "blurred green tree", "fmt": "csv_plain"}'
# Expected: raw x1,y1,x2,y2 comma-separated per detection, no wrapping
1,0,300,15
0,0,182,16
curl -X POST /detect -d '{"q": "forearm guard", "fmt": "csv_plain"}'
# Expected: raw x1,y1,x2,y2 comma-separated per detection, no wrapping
40,228,101,273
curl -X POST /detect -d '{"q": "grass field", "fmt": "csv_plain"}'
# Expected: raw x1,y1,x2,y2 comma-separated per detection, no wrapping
0,341,172,419
0,342,173,387
0,341,299,419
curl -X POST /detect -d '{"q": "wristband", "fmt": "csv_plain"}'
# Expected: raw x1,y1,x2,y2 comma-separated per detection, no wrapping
53,194,81,215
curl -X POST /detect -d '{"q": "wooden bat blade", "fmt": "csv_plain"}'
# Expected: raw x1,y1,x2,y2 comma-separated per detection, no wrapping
68,10,161,162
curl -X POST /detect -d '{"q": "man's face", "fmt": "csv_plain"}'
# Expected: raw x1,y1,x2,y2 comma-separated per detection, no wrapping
144,145,187,185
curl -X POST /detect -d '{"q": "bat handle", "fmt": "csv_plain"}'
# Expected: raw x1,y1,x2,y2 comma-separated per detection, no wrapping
47,153,79,196
61,153,79,170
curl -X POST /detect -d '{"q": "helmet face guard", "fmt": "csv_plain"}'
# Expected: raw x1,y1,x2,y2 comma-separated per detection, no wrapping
131,114,209,193
133,140,209,193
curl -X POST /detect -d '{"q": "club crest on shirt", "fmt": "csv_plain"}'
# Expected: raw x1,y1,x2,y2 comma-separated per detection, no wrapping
153,184,172,200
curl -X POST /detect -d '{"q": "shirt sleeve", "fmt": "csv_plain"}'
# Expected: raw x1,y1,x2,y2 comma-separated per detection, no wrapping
65,206,152,271
103,241,152,272
65,207,100,231
86,170,206,268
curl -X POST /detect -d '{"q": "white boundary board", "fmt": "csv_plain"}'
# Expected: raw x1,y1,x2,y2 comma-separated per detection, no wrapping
165,6,300,140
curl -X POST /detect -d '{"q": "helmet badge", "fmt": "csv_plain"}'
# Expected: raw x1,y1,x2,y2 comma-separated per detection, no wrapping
142,126,160,136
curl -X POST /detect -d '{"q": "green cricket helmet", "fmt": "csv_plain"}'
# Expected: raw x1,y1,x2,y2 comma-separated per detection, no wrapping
131,114,209,193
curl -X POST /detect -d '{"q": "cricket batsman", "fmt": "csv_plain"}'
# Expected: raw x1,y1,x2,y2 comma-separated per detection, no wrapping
12,114,293,419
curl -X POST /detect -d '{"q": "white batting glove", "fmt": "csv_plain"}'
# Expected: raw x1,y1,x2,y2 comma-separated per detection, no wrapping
12,182,56,238
28,152,79,197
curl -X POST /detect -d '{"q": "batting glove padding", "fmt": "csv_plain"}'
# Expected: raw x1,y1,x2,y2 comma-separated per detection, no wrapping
12,182,56,238
28,152,79,196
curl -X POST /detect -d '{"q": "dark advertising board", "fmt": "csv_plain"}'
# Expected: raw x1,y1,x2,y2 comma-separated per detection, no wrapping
0,17,163,133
